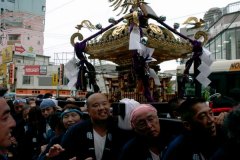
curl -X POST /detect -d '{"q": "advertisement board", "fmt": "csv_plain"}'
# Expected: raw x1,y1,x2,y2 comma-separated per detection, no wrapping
24,65,40,75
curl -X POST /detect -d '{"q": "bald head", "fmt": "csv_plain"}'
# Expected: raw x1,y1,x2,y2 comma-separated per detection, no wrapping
86,93,111,122
86,93,108,107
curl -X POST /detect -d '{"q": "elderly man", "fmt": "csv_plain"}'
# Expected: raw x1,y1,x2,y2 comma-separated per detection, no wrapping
0,97,16,160
118,104,165,160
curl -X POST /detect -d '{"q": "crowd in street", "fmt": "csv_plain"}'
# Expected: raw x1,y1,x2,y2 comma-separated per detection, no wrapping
0,90,240,160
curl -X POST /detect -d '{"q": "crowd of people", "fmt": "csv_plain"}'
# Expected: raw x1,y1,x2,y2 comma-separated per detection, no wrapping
0,89,240,160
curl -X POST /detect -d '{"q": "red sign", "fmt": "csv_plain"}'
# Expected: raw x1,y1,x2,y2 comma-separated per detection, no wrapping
15,45,25,53
9,63,15,84
24,65,40,75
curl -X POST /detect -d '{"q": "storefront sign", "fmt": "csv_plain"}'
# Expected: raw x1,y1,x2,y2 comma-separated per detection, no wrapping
24,65,40,75
40,65,47,75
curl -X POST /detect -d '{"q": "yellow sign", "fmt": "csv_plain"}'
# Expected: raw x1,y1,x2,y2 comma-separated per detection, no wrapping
0,64,7,85
229,62,240,71
0,64,7,76
52,73,58,86
2,46,13,63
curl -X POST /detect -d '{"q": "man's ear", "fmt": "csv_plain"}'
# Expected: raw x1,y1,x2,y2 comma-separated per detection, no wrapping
182,121,191,130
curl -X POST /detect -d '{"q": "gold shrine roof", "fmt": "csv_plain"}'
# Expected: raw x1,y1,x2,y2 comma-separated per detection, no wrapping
86,23,192,66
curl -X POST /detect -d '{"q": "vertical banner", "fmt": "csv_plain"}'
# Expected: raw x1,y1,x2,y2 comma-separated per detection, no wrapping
0,64,7,76
52,73,58,86
8,63,15,84
58,64,64,85
0,64,7,85
2,46,13,63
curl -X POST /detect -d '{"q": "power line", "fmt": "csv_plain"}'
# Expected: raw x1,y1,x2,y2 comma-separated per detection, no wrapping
44,42,70,50
166,11,206,22
46,0,77,14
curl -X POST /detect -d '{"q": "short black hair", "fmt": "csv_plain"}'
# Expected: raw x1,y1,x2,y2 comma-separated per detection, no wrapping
178,97,206,122
0,87,8,97
168,97,185,117
43,93,53,99
223,105,240,141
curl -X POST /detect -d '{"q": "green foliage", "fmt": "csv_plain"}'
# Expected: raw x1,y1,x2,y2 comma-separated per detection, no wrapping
166,81,174,93
202,86,211,100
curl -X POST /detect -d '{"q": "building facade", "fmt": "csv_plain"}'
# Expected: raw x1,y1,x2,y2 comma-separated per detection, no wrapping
180,1,240,61
178,1,240,96
0,0,46,57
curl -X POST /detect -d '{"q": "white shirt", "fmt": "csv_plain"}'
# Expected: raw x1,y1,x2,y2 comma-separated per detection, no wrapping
149,150,160,160
93,129,107,160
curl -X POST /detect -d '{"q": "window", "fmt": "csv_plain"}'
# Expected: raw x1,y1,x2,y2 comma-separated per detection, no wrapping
236,28,240,59
222,32,227,59
209,40,216,59
215,35,222,60
8,34,20,40
42,6,46,12
1,8,4,15
23,76,33,85
7,0,15,3
225,29,235,59
38,77,52,86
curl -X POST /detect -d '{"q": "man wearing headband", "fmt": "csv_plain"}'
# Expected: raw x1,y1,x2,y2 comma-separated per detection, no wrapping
119,104,165,160
38,106,83,160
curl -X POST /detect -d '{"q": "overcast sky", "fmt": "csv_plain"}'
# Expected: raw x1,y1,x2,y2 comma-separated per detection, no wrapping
44,0,238,71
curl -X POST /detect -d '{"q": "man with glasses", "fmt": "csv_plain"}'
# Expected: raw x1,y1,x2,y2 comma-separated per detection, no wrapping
118,104,164,160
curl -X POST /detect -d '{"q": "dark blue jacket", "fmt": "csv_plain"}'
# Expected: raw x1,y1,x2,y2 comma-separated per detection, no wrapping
59,118,134,160
118,135,165,160
210,142,240,160
162,131,223,160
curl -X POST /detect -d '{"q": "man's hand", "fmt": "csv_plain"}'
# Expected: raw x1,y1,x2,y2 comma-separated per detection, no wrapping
214,112,228,125
46,144,65,158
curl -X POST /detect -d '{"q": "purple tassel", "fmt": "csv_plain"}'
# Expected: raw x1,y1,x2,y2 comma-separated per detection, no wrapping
132,50,154,102
74,42,86,60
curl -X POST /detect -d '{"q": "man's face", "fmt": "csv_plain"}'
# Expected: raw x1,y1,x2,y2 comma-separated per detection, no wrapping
14,104,24,114
62,111,81,129
191,102,217,137
87,93,111,122
41,107,55,119
0,98,16,148
28,100,36,107
133,112,160,138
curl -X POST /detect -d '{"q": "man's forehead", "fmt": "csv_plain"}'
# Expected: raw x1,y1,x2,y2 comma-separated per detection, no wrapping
0,98,7,105
91,99,108,105
88,94,107,102
136,112,157,120
193,103,210,114
0,99,9,116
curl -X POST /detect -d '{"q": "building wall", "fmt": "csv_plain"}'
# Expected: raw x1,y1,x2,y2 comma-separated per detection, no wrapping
0,0,46,61
180,1,240,61
0,0,46,16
